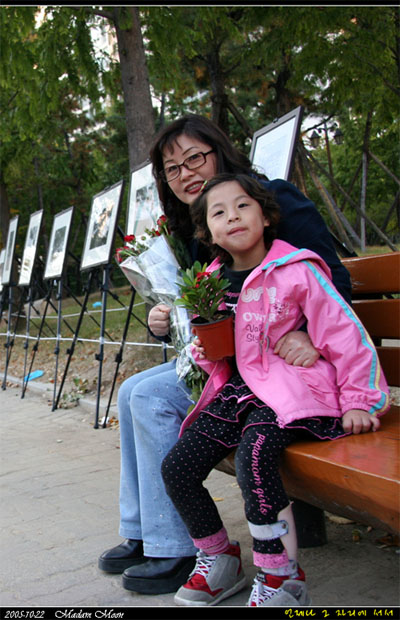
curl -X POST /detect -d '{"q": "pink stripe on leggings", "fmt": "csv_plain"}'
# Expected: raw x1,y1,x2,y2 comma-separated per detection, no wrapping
192,527,230,555
253,549,289,569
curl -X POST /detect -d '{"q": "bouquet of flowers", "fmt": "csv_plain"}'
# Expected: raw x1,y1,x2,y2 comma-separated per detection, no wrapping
116,216,206,402
116,216,190,304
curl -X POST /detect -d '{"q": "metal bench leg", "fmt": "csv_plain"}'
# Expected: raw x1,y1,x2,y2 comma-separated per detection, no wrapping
292,499,327,547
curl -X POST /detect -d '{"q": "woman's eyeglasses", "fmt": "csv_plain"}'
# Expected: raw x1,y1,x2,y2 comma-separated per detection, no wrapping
160,150,214,182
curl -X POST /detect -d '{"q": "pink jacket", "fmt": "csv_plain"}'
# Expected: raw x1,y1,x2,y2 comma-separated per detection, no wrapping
180,239,389,436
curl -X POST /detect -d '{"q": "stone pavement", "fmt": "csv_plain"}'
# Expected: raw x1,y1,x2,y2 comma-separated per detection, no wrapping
0,376,399,614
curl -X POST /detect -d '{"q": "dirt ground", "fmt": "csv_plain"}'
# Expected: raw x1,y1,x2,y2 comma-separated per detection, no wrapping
1,317,399,612
0,324,167,411
1,383,399,611
1,323,399,413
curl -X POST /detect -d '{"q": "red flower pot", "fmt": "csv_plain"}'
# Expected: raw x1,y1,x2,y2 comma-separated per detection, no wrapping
191,312,235,361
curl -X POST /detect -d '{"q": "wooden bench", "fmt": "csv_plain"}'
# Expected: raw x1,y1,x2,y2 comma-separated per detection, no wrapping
217,252,400,539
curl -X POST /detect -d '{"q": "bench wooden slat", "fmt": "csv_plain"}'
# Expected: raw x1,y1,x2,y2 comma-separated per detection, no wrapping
352,298,400,339
342,253,400,295
377,346,400,386
215,251,400,537
280,407,399,535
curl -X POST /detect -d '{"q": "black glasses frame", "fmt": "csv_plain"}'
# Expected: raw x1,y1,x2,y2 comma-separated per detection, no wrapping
160,150,215,183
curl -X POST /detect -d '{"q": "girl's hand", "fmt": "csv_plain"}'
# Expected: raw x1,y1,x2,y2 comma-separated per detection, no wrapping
342,409,381,434
192,336,206,360
148,304,171,336
274,331,320,367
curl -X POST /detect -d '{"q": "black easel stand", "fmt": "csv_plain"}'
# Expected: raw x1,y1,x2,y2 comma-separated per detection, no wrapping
51,278,64,411
53,270,95,411
27,259,59,339
0,286,7,323
102,286,137,427
27,295,57,339
21,285,34,396
94,264,112,429
21,277,79,400
101,283,168,427
21,282,56,399
2,283,24,390
66,250,112,337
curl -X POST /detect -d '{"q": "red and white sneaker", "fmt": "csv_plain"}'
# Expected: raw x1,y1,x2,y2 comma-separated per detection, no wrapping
173,541,247,606
247,568,310,606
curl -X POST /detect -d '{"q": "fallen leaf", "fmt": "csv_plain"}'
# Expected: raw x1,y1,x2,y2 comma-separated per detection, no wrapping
352,529,361,542
375,533,400,547
327,514,354,525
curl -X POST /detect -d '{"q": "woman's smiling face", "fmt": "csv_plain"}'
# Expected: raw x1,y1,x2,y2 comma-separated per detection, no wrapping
162,134,218,206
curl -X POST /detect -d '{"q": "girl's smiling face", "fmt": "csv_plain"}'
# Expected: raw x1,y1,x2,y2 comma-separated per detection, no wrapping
162,134,218,206
206,181,270,271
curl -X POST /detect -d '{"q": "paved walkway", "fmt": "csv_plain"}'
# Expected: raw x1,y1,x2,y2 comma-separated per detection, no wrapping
0,377,399,612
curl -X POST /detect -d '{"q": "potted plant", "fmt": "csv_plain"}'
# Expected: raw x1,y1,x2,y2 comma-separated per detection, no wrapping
175,261,235,361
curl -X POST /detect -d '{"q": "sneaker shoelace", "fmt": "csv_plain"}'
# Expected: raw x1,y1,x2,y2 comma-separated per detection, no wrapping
187,553,217,586
249,573,284,606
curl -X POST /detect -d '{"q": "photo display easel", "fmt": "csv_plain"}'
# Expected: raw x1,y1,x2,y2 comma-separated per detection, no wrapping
103,162,165,427
54,180,125,428
0,248,6,322
20,206,76,405
17,210,44,396
1,215,19,390
126,161,163,236
250,105,303,182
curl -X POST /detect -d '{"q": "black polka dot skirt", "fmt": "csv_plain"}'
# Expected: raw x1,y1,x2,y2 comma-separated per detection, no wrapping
193,372,348,448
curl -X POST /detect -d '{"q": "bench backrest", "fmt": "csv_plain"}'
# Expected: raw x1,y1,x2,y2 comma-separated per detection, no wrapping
341,252,400,387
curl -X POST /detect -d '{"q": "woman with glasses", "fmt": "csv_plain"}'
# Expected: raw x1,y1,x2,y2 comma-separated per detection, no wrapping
98,114,351,596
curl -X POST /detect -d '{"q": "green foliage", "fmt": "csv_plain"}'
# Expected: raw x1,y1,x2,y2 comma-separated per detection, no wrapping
1,5,398,273
1,6,128,261
175,261,231,322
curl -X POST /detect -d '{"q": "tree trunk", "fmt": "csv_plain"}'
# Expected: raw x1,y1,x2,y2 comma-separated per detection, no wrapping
273,53,292,117
272,56,308,192
112,7,155,169
206,47,230,134
0,175,10,249
292,152,308,196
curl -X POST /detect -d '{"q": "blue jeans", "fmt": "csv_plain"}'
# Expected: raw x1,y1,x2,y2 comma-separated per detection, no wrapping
118,359,197,558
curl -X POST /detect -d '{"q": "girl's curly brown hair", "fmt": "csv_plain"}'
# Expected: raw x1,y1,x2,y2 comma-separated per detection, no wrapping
190,173,280,265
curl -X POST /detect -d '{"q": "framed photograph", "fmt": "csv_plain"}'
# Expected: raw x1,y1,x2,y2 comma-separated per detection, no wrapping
18,209,44,287
0,249,6,293
126,161,163,236
44,206,74,281
81,180,125,272
2,216,19,286
249,105,303,182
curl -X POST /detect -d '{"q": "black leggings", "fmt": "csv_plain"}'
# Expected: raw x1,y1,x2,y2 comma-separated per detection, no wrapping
161,410,297,556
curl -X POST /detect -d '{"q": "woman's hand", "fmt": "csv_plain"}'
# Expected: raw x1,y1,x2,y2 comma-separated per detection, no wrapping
148,304,171,337
342,409,381,434
274,331,320,367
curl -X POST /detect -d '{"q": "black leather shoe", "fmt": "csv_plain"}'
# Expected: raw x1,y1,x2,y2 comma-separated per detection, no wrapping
122,555,196,594
98,539,145,573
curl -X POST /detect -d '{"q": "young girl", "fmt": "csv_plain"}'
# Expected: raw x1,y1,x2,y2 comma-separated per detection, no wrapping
161,173,389,607
102,114,352,595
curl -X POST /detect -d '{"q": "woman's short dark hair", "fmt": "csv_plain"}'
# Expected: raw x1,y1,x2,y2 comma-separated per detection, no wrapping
190,173,280,264
149,115,258,240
